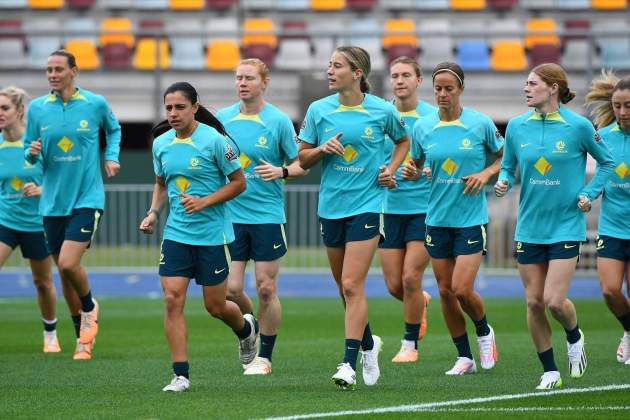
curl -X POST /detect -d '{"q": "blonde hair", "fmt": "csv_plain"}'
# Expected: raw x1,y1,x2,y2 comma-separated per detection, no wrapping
335,46,371,93
585,69,630,129
0,86,29,124
390,56,422,78
531,63,575,104
237,58,270,82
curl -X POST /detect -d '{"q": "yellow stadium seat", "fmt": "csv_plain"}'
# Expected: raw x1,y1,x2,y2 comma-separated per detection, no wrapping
169,0,204,9
242,18,276,48
491,40,527,71
206,40,241,71
64,39,99,70
450,0,486,10
100,17,134,48
383,19,417,49
133,38,170,70
311,0,346,10
592,0,627,9
28,0,64,8
525,18,560,49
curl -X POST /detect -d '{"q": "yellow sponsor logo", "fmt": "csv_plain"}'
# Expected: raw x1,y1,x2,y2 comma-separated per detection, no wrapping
342,145,358,163
534,156,551,176
239,152,253,170
175,176,190,193
57,136,74,153
362,127,374,139
615,162,629,180
9,176,24,191
461,138,472,149
553,140,567,153
441,158,458,176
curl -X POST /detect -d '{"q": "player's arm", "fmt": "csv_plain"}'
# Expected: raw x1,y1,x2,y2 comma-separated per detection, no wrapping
101,98,122,178
139,176,167,234
180,169,245,214
463,120,504,195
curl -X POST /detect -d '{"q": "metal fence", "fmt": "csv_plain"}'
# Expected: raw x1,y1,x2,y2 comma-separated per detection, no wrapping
4,184,600,274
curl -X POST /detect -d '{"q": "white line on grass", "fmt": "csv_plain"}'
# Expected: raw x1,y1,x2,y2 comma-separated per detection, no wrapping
422,406,630,413
259,384,630,420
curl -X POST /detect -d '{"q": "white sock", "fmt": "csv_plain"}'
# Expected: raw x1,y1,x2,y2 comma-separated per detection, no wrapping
402,339,416,350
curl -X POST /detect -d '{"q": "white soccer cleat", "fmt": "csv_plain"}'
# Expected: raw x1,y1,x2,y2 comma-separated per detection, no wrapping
567,329,587,378
535,371,563,390
477,325,498,369
243,357,272,375
616,333,630,363
360,335,382,386
162,374,190,392
332,362,356,390
445,357,477,375
43,331,61,353
238,314,259,365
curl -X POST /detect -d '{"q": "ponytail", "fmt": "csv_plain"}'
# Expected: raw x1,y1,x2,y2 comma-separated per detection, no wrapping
560,87,576,104
359,76,371,94
585,69,619,129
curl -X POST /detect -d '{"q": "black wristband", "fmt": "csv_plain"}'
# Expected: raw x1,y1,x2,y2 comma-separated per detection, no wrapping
282,167,289,179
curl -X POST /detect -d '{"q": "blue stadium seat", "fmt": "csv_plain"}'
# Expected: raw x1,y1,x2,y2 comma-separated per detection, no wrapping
276,0,309,9
103,0,133,7
382,0,413,9
556,0,590,9
24,18,61,69
521,0,554,8
416,0,448,9
457,39,490,71
133,0,167,8
600,39,630,69
241,0,273,9
0,0,27,8
63,18,98,44
347,19,385,71
166,19,205,70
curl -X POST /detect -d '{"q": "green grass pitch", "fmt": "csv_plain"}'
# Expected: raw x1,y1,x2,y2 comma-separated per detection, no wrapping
1,297,629,419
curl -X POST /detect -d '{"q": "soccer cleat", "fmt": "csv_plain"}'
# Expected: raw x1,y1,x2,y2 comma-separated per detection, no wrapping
445,357,477,375
536,371,563,390
243,357,272,375
238,314,260,365
420,291,431,340
73,338,94,360
332,362,356,390
79,299,99,345
43,331,61,353
391,341,418,363
477,325,498,369
567,329,587,378
625,357,630,366
360,335,382,386
162,374,190,392
616,334,630,363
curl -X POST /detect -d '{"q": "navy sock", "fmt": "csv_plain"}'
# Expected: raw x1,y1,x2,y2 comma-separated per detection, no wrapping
343,339,361,370
361,322,374,351
173,361,189,379
79,290,95,312
452,333,473,359
473,315,490,337
404,322,420,349
537,347,558,372
565,324,581,344
234,317,252,339
42,318,57,332
616,312,630,332
71,315,81,338
259,334,277,361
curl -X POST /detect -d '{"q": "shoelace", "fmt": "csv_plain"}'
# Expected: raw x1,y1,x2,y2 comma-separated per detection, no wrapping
479,336,493,356
567,342,582,360
80,312,93,332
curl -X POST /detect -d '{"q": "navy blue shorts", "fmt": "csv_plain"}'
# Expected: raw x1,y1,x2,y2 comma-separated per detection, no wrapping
0,224,50,260
515,241,581,264
379,213,426,249
596,236,630,262
320,213,383,248
43,208,103,255
159,239,231,286
228,223,287,262
425,225,487,259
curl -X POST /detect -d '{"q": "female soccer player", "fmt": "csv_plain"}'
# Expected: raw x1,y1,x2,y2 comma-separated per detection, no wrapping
298,46,409,389
584,71,630,365
217,58,307,376
24,50,121,360
409,62,503,376
379,57,436,363
139,81,259,392
495,63,614,389
0,86,58,353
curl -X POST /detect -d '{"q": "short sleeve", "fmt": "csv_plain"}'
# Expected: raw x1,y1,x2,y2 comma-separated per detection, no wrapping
411,121,425,162
279,116,298,161
484,117,504,153
152,141,163,178
215,136,242,177
298,104,319,146
384,103,407,143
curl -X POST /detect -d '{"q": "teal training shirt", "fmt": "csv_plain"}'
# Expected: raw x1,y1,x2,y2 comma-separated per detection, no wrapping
23,87,121,216
498,107,614,243
217,102,298,224
0,134,43,232
152,123,241,246
384,101,437,215
299,93,408,219
412,107,504,228
596,123,630,240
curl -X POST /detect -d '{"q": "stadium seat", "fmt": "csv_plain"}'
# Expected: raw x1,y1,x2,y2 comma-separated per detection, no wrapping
491,40,527,71
167,18,205,69
27,0,63,8
100,17,134,48
592,0,627,9
382,0,413,9
0,19,21,38
311,0,345,10
241,0,274,9
520,0,554,8
206,39,240,70
525,18,560,49
0,0,27,8
556,0,589,9
139,18,164,36
133,0,167,8
133,38,169,69
281,20,308,40
67,0,95,7
457,39,490,71
600,39,630,69
64,18,97,44
169,0,204,9
561,38,597,71
529,43,561,66
487,0,517,9
24,18,61,68
206,0,235,8
64,39,99,70
383,19,418,49
276,0,309,9
276,39,313,70
242,18,277,49
0,38,25,68
102,43,132,69
450,0,486,10
488,18,521,44
419,19,454,69
103,0,133,8
416,0,449,9
346,0,376,10
347,19,384,71
387,44,417,65
205,16,238,42
242,43,275,68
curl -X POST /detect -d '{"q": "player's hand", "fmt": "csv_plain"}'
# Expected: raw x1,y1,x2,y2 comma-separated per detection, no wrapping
29,139,41,157
462,171,489,195
104,160,120,178
255,159,282,181
401,160,420,180
180,193,207,213
22,182,41,197
317,133,344,156
577,195,591,212
378,165,397,188
139,213,156,234
422,167,433,181
494,180,508,197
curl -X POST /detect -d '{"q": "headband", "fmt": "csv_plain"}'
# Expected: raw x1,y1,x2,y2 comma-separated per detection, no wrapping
432,68,463,86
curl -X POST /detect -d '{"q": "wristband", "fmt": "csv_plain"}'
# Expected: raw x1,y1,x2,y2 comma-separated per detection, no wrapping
282,167,289,179
147,208,160,217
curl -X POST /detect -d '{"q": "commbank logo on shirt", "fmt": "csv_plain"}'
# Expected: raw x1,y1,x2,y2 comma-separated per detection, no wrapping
441,158,458,176
57,136,74,153
534,157,551,175
9,176,24,191
342,145,358,163
615,162,629,180
240,153,253,170
175,176,190,193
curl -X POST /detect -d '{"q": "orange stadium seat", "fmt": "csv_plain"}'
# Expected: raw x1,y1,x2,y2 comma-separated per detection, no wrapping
310,0,346,10
133,38,169,69
491,40,527,71
64,39,99,70
242,18,277,48
382,19,418,49
206,40,240,70
100,17,134,48
525,18,560,49
450,0,486,10
592,0,627,9
28,0,63,8
170,0,204,9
